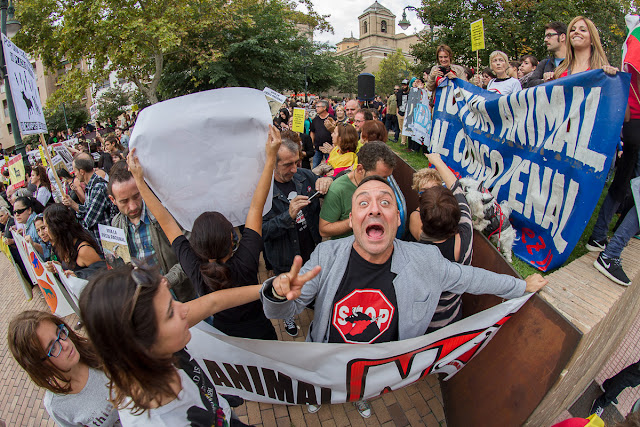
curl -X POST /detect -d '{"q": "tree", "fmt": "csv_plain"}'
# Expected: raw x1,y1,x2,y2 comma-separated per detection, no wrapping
334,52,366,96
44,102,90,133
375,50,412,97
412,0,627,71
96,84,132,123
157,0,335,99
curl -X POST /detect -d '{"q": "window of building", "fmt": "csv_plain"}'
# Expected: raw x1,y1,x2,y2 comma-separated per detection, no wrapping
381,20,387,33
363,21,368,33
7,123,12,135
3,100,7,118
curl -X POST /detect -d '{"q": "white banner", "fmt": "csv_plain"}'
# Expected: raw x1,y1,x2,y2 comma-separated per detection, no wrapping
1,34,47,134
130,87,273,230
12,231,76,316
187,294,532,405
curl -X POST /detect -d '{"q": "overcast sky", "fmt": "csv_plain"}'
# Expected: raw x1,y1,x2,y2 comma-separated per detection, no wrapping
307,0,425,46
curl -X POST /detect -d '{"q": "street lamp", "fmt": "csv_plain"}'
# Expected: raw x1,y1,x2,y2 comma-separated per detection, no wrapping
398,5,433,43
0,0,23,155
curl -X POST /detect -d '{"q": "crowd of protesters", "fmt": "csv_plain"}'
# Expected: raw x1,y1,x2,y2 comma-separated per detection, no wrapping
1,14,638,427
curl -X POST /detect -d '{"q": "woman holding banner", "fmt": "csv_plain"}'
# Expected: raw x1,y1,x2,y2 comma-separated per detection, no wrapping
127,125,281,340
553,16,618,79
486,50,522,95
79,261,282,426
7,310,121,426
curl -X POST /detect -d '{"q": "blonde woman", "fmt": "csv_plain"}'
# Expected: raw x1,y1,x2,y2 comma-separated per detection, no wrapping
553,16,618,79
486,51,522,95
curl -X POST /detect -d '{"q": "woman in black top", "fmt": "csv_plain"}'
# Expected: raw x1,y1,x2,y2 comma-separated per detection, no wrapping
128,126,281,340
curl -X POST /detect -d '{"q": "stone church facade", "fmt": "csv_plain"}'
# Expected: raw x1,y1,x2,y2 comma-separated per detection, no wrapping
335,1,420,74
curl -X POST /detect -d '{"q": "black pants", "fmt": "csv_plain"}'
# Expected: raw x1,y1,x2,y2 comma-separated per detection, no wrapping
385,115,399,141
602,358,640,405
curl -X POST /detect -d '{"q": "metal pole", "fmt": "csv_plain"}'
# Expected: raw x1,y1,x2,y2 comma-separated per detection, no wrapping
62,102,69,130
0,0,23,156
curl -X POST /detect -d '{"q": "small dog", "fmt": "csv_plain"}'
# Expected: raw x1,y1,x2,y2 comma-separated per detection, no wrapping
459,177,517,263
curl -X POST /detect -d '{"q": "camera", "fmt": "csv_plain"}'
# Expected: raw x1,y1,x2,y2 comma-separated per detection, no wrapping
439,66,451,74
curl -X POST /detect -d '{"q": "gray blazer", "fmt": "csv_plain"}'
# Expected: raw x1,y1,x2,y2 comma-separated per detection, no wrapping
261,236,526,342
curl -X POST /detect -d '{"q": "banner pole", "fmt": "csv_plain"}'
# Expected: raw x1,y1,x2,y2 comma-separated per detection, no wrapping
476,51,480,76
39,134,64,197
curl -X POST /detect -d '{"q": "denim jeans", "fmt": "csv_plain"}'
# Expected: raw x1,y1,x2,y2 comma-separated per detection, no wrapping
312,150,329,168
604,205,639,258
591,193,621,241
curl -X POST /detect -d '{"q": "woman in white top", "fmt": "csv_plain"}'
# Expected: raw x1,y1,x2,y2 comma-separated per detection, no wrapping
8,310,121,427
80,258,318,426
486,50,522,95
31,165,52,206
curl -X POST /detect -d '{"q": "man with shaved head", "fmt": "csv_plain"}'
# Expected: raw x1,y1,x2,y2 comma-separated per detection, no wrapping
63,152,117,246
344,99,359,126
261,176,549,418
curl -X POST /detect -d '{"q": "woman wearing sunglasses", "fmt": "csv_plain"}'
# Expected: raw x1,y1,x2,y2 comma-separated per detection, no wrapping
7,310,121,426
126,126,281,340
79,260,307,425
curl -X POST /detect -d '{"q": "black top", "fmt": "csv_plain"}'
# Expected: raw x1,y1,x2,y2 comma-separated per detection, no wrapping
431,237,456,262
273,180,315,264
172,228,276,339
309,116,333,150
328,248,398,344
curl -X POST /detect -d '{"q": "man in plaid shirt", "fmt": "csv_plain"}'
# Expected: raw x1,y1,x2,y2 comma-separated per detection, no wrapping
62,153,116,247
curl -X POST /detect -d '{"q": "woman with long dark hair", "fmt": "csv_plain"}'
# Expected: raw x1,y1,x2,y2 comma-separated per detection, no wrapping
7,310,120,426
43,203,104,277
31,165,52,206
80,261,296,425
127,126,280,339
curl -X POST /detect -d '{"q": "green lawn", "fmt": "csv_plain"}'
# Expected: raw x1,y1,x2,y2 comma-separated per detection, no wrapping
386,140,612,278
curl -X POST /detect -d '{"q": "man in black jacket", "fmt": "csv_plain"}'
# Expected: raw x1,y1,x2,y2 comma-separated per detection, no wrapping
262,139,332,335
524,22,567,88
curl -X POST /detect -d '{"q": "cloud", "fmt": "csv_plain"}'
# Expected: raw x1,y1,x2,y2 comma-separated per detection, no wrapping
310,0,425,46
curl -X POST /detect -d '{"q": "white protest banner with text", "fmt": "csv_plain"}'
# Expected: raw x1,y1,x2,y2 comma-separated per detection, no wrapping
186,294,532,405
1,34,47,134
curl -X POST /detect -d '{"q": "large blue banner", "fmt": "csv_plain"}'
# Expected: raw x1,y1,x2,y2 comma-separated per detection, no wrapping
430,70,630,271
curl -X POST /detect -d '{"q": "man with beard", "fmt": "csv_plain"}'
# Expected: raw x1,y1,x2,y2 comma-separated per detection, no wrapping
523,22,567,87
261,176,549,418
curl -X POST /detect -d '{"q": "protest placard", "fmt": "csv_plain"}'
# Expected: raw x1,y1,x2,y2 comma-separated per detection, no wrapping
1,34,47,134
12,231,76,316
38,146,47,167
186,293,532,405
263,87,287,119
130,87,272,230
98,224,131,269
401,88,428,139
50,142,74,171
292,107,305,132
7,154,25,187
430,70,630,270
471,19,485,52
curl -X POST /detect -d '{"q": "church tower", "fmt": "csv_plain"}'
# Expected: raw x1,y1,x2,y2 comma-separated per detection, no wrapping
358,1,396,40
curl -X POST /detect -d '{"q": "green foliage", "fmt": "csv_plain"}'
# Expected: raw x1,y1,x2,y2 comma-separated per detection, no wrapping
375,49,412,97
411,0,628,71
334,52,367,96
96,84,132,123
44,102,89,133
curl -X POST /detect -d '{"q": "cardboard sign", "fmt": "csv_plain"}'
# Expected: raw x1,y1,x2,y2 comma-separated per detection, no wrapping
39,146,47,167
8,154,25,187
263,87,287,119
292,107,305,133
1,34,47,134
50,143,74,171
471,19,485,52
98,224,131,269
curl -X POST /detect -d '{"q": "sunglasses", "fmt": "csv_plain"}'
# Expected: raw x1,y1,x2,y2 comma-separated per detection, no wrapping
41,324,69,360
14,207,29,215
129,259,157,321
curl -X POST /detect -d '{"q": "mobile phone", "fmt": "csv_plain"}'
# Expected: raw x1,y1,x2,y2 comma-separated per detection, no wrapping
307,191,321,202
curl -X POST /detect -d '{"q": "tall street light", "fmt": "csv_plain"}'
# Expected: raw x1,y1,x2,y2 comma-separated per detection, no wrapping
398,5,433,44
0,0,23,155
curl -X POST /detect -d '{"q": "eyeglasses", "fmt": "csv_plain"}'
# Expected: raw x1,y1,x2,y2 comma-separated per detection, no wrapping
544,33,559,39
14,207,29,215
41,324,69,360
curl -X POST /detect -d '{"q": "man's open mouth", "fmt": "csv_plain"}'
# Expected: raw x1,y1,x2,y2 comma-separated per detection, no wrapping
366,224,385,239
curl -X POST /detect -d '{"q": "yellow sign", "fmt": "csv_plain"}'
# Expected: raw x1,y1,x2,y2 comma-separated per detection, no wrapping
39,145,48,167
291,107,305,133
8,154,25,188
470,19,485,52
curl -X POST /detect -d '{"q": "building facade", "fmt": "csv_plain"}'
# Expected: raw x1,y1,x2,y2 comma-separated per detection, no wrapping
335,1,420,74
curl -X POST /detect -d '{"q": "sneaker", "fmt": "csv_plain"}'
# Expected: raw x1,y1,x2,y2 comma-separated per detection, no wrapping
594,253,631,286
354,399,372,418
590,395,607,417
586,237,608,252
307,404,321,413
284,317,299,337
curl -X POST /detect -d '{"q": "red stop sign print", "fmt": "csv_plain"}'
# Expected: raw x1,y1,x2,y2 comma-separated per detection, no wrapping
332,289,395,344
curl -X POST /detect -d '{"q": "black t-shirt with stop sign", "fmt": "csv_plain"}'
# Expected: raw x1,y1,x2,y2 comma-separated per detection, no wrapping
328,247,398,344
